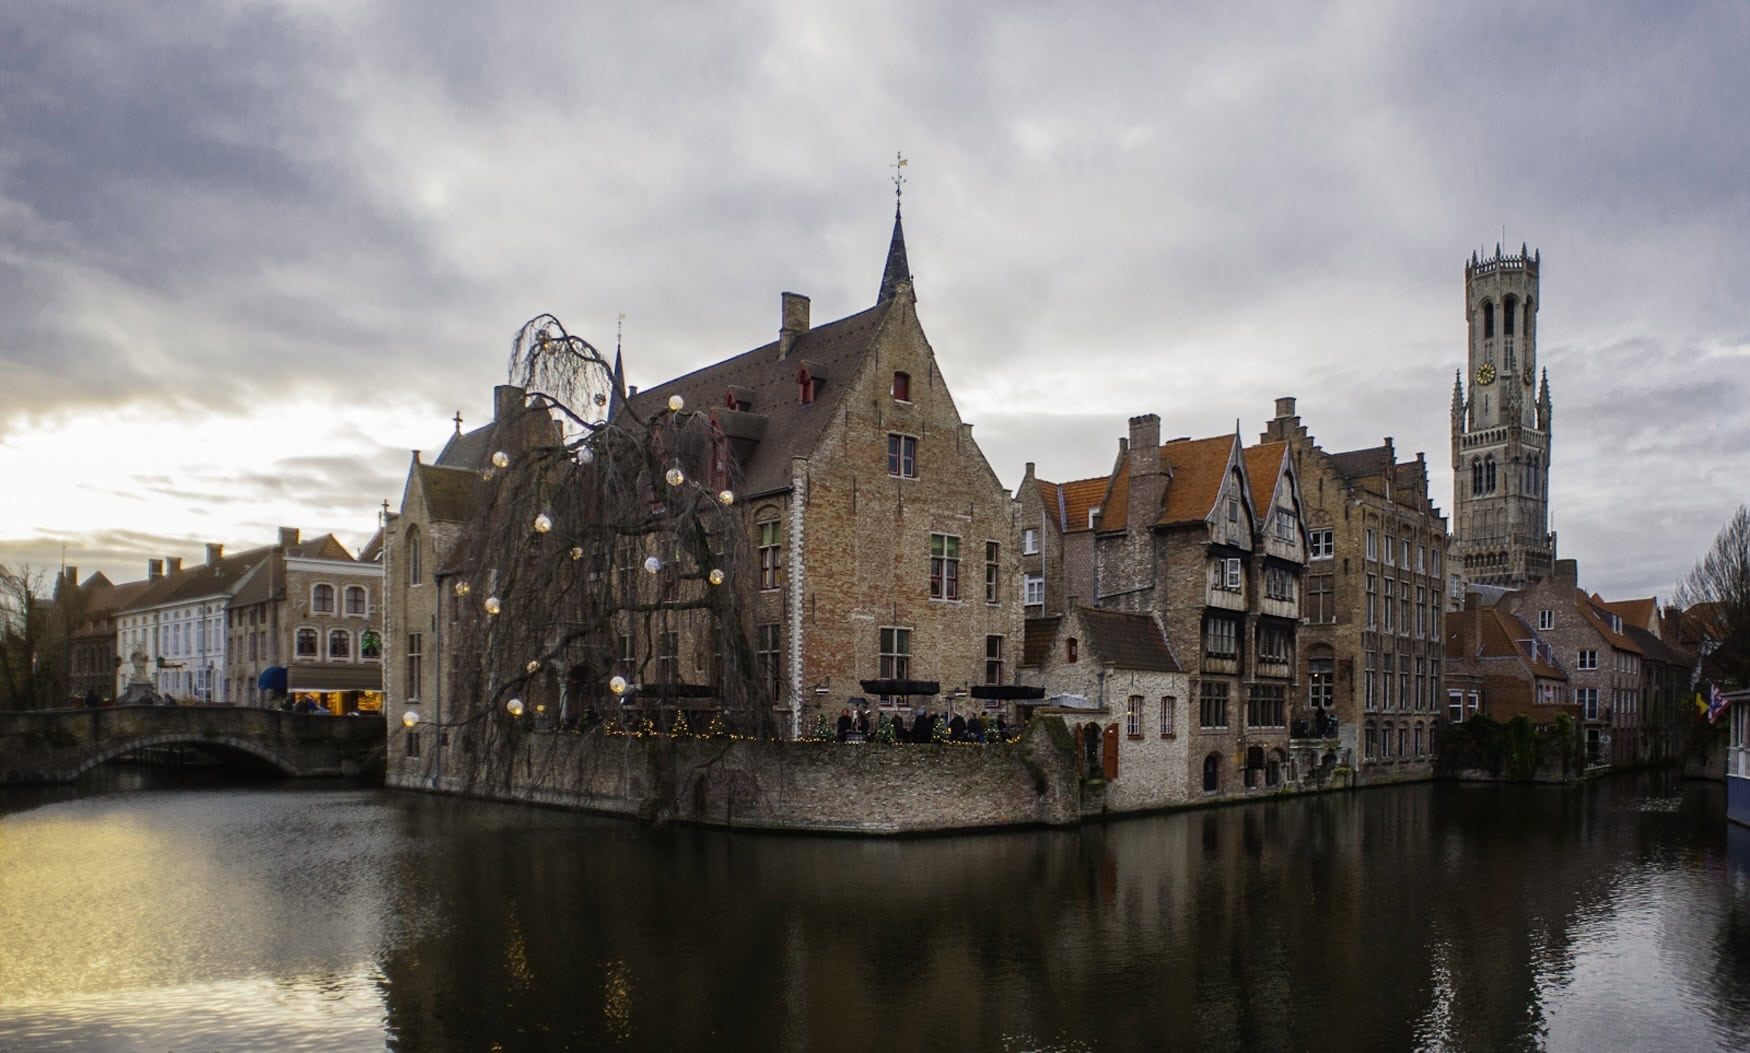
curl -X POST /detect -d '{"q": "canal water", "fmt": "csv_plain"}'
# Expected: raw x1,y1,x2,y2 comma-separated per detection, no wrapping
1,768,1747,1052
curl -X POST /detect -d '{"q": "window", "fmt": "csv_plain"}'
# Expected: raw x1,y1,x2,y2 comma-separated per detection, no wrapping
1159,696,1176,738
1365,529,1377,561
797,367,816,405
1381,722,1393,758
328,629,350,660
1485,456,1497,493
1212,557,1242,592
312,584,335,614
1126,696,1143,739
406,633,423,700
1024,574,1044,607
1247,685,1286,728
1401,539,1411,567
617,632,634,671
1415,657,1426,709
296,628,319,658
361,630,381,660
892,371,911,401
758,519,782,590
1538,609,1554,630
658,631,679,684
1365,724,1378,760
1431,549,1442,577
1383,579,1395,632
405,730,421,758
984,542,1000,603
1366,575,1378,628
1417,546,1426,573
1416,587,1427,637
406,526,423,586
1307,574,1335,623
757,623,782,701
1383,654,1395,708
344,586,367,616
1274,510,1297,542
1204,616,1238,658
1415,725,1425,758
1578,687,1599,719
1264,566,1295,601
929,534,960,600
1309,529,1334,559
1577,649,1597,670
1022,528,1039,555
1203,753,1221,792
1198,681,1229,728
1309,657,1333,711
985,635,1004,685
1066,637,1079,663
1385,534,1395,565
1257,622,1292,665
887,433,917,478
1228,498,1239,522
879,627,912,684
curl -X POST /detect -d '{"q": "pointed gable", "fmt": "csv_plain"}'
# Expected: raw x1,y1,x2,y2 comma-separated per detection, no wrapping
1158,434,1243,528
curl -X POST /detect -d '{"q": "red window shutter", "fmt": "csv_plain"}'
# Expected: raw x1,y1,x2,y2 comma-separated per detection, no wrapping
1103,724,1120,780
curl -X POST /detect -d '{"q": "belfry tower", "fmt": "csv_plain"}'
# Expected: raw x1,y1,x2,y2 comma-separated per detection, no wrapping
1450,244,1555,591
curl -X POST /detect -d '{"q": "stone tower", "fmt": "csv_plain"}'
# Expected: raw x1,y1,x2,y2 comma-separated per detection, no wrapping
1450,244,1555,591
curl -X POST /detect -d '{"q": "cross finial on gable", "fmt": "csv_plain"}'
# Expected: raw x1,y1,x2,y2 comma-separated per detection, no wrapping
892,151,908,208
453,410,463,433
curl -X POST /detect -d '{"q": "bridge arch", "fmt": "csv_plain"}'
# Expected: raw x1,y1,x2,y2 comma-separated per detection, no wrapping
69,733,307,780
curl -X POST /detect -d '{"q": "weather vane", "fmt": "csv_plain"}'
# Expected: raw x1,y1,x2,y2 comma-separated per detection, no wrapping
892,151,908,204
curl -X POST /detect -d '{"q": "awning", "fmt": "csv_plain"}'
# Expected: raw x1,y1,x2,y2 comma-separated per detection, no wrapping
859,679,940,697
257,667,287,693
1037,693,1102,711
970,684,1046,700
287,665,383,692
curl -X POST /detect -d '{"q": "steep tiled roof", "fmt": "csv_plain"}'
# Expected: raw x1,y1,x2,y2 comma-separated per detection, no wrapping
1448,606,1567,679
418,463,480,523
1329,444,1392,481
626,301,896,497
1036,476,1110,532
1022,617,1062,668
1243,442,1287,513
1574,590,1642,654
1598,596,1657,633
1158,435,1237,527
1077,608,1181,672
116,547,276,612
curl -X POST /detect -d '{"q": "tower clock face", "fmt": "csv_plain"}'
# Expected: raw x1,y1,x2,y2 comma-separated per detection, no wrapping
1476,362,1496,385
1523,363,1535,385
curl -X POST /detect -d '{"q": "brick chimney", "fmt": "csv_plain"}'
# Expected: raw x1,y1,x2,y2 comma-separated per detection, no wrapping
279,527,300,548
1553,558,1579,588
1127,413,1164,532
778,292,810,359
494,385,524,423
148,559,164,580
205,543,224,565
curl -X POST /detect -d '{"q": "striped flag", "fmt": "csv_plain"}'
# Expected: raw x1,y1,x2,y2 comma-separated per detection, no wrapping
1706,684,1731,725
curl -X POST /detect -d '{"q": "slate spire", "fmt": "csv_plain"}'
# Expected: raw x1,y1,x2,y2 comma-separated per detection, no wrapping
879,151,912,303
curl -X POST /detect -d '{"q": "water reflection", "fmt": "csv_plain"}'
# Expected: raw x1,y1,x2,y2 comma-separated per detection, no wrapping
2,770,1747,1051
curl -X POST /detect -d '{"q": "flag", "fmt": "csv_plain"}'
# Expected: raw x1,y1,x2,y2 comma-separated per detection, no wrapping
1695,690,1709,717
1706,684,1731,725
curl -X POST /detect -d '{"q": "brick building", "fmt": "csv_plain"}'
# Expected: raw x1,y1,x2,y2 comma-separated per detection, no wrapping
1022,413,1307,799
1261,396,1449,782
385,206,1023,752
1443,599,1573,726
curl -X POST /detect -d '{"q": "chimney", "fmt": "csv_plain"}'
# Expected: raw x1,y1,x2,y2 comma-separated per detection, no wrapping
778,292,810,359
206,543,224,565
493,385,524,423
64,566,77,586
166,557,182,574
279,527,300,548
1553,558,1579,588
149,559,164,580
1127,414,1163,532
1274,396,1296,420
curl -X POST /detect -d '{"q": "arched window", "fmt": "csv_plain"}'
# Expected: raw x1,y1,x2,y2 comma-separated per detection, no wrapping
1485,456,1497,493
1471,457,1483,495
1203,753,1221,793
1066,637,1079,663
312,583,335,614
406,526,423,586
1503,295,1518,336
295,627,319,658
328,629,351,660
344,585,367,616
1482,300,1495,338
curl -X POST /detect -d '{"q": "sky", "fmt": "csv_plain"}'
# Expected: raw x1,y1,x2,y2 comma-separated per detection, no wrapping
1,1,1746,601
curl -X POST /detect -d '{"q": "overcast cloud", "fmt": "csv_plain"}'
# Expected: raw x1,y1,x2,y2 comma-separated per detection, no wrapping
1,1,1745,600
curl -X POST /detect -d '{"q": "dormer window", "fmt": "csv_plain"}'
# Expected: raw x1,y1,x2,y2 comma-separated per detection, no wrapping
797,368,816,405
1088,506,1101,529
1067,638,1079,663
892,371,911,402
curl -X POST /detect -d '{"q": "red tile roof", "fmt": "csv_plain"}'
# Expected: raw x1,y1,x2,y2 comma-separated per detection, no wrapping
1158,435,1238,528
1243,441,1288,514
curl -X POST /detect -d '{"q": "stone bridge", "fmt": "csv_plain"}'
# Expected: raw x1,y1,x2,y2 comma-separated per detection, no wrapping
0,705,386,785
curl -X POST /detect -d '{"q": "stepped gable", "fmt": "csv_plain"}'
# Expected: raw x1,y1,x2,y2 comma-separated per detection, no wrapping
626,301,896,498
1075,608,1181,672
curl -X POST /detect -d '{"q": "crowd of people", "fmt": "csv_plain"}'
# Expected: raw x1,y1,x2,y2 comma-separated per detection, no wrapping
833,706,1017,744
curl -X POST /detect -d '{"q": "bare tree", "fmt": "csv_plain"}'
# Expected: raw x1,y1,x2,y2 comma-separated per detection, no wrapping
1674,504,1750,689
0,564,64,710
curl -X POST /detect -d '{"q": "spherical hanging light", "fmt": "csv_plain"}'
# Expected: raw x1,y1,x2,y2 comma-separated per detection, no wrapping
667,394,685,412
609,675,628,695
570,546,583,561
484,596,502,615
577,445,595,464
665,467,685,487
491,451,510,469
593,392,608,407
401,709,420,728
526,660,541,674
642,556,662,575
506,698,525,717
718,490,735,506
454,581,471,597
533,513,552,534
708,568,725,586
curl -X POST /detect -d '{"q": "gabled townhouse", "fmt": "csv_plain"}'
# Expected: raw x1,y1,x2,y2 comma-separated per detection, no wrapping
1016,465,1109,618
112,547,268,703
1501,560,1643,767
1260,397,1449,783
385,206,1024,764
1025,412,1307,799
1442,599,1574,731
1599,596,1691,766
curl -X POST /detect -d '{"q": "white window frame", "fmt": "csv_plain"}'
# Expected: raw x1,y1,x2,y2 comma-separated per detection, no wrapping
1023,574,1044,607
